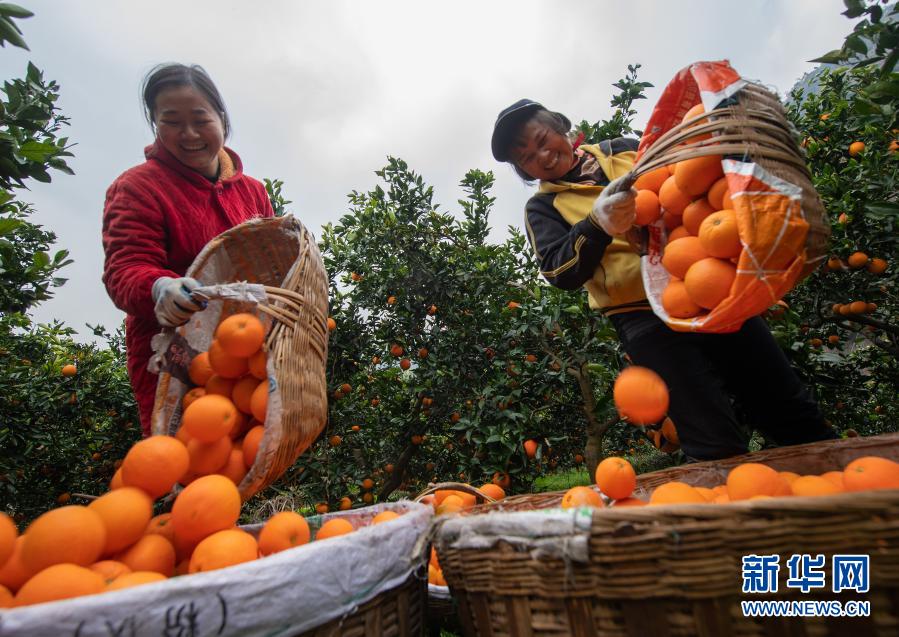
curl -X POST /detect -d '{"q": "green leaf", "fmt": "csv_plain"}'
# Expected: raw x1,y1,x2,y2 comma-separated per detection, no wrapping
0,15,27,49
810,49,846,64
17,141,57,163
31,251,49,268
0,4,33,19
864,201,899,219
0,217,21,235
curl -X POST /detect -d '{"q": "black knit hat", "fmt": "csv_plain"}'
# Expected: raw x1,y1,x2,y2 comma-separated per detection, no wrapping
490,99,544,162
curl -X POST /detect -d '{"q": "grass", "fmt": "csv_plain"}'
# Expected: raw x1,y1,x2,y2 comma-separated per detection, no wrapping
533,444,680,494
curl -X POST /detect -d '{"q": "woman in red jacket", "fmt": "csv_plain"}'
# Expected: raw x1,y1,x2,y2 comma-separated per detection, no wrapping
102,63,274,435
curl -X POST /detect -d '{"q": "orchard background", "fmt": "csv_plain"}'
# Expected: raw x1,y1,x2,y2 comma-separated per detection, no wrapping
1,1,897,523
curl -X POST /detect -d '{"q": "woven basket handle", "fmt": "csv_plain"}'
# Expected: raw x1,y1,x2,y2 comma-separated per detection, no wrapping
414,482,498,504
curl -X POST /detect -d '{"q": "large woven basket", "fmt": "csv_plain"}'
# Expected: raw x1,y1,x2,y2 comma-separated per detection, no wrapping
150,214,329,500
624,61,831,333
434,434,899,636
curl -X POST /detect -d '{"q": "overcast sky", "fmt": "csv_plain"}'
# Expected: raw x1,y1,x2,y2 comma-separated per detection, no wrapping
0,0,853,343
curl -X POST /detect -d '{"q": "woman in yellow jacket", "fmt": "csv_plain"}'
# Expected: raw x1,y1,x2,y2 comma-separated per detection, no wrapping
491,99,836,461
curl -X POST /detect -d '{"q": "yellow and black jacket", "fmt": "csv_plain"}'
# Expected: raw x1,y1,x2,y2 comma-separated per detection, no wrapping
523,138,651,316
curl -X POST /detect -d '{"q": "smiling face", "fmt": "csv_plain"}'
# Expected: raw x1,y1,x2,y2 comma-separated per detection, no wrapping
153,85,225,179
509,117,577,181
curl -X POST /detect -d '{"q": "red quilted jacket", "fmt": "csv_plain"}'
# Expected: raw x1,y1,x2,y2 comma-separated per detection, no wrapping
102,141,274,435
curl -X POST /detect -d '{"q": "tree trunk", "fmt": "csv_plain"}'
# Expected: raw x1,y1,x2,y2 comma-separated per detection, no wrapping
377,442,416,501
569,362,616,478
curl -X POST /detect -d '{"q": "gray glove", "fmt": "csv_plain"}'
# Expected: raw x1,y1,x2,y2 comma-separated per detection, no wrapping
151,276,204,327
591,175,637,236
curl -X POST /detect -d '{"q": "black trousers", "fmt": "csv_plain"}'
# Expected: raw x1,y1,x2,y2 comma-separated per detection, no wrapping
608,311,837,461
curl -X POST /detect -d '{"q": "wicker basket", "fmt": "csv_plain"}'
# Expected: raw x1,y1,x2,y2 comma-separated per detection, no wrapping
150,214,329,500
434,434,899,636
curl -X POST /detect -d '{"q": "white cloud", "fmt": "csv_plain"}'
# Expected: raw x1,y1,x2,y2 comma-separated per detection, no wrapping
0,0,853,342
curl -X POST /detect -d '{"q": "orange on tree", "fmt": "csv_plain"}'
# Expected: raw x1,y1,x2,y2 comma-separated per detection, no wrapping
189,529,258,574
258,511,310,556
613,366,669,425
361,478,374,490
339,497,352,511
316,518,354,540
847,251,869,269
315,503,330,515
492,471,511,490
88,487,154,555
523,439,538,458
867,257,888,274
215,313,265,358
399,358,411,370
848,141,865,156
594,457,636,500
329,435,342,447
327,316,336,331
389,343,404,357
171,474,241,545
14,564,105,608
61,364,77,377
21,506,107,574
561,486,603,508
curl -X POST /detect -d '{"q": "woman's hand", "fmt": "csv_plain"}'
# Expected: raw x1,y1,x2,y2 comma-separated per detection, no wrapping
151,276,204,327
591,175,637,236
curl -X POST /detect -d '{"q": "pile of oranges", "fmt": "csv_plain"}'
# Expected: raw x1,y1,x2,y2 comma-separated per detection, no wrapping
559,454,899,510
633,104,747,319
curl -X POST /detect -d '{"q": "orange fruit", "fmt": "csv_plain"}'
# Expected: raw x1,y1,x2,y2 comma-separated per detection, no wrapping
145,513,176,545
658,175,692,215
634,166,669,193
361,478,374,490
248,349,267,379
182,394,238,443
189,529,258,574
88,487,154,555
698,210,741,259
843,456,899,492
258,512,310,556
727,463,791,500
14,564,105,607
371,511,401,525
682,102,705,124
634,189,661,225
523,439,538,459
327,316,336,331
105,571,167,591
117,534,176,577
207,339,249,379
188,352,214,386
847,251,869,269
662,210,681,230
204,374,236,397
88,560,132,585
649,482,707,505
0,584,11,607
231,376,261,415
695,487,716,502
493,471,511,490
594,457,636,500
668,225,691,242
661,279,703,318
791,475,841,497
187,436,232,475
848,301,868,314
821,471,844,489
182,387,206,410
121,435,190,499
478,483,506,501
109,467,124,490
61,363,77,377
561,486,603,508
867,258,888,274
661,417,679,445
614,366,669,425
0,536,30,592
662,236,708,279
399,358,411,370
250,380,268,423
215,313,265,358
316,518,354,540
339,496,352,511
848,141,865,157
720,189,734,209
675,155,723,197
219,448,249,485
778,471,800,485
682,198,715,236
171,474,241,545
707,176,728,210
242,425,265,468
684,257,736,310
0,512,17,568
22,506,106,574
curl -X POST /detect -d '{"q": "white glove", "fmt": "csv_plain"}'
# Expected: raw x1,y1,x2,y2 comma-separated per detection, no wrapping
591,175,637,236
151,276,204,327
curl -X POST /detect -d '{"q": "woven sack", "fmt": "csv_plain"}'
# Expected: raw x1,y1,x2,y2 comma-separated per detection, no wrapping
149,214,328,500
627,60,830,333
0,501,431,637
434,433,899,636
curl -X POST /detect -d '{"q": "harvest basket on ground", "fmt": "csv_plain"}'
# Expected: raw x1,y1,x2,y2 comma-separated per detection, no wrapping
433,434,899,636
149,214,329,501
626,60,830,333
0,501,431,636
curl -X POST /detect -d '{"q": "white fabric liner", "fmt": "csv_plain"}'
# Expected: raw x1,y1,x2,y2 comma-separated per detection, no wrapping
0,502,431,637
437,508,594,564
